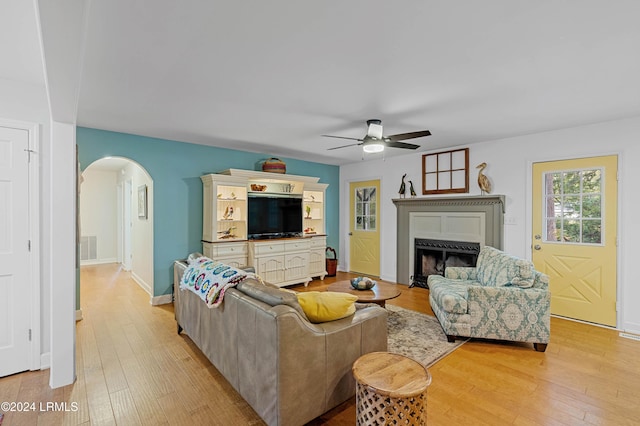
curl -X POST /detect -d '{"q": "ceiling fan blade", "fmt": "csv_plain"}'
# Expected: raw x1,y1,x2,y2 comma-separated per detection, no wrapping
327,142,363,151
322,135,363,142
385,141,421,150
386,130,432,142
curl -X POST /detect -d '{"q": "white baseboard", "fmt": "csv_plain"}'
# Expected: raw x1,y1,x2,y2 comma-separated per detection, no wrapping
40,352,51,370
80,258,118,266
151,294,172,305
75,309,83,321
623,321,640,335
131,271,152,296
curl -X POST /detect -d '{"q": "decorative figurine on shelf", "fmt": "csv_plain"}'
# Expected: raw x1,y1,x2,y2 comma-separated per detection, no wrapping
305,205,312,219
398,173,407,198
408,180,417,197
218,226,237,239
476,162,492,195
223,205,234,220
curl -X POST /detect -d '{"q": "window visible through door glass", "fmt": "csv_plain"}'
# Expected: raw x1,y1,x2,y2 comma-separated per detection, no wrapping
543,168,603,244
355,187,377,231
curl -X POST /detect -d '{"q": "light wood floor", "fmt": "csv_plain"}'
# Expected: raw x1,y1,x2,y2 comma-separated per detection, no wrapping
1,264,639,425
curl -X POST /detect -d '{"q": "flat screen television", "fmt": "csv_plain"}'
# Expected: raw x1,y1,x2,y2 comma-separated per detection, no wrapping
248,194,303,239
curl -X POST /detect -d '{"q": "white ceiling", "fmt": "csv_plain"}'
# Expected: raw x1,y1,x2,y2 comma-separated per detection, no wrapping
7,1,640,165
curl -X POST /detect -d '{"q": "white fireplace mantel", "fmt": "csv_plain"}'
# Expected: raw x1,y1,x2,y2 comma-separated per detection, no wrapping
393,195,505,285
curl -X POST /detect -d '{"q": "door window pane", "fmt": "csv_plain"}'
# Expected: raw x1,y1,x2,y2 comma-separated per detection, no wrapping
355,187,377,231
582,194,601,218
545,218,560,241
543,168,603,245
582,220,602,244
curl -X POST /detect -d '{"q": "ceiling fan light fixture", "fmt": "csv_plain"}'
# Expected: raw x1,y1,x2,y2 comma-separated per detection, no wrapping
367,122,383,140
363,142,384,153
323,119,431,153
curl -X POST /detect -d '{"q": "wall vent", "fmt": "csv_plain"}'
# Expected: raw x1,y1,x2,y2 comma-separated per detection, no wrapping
80,236,97,261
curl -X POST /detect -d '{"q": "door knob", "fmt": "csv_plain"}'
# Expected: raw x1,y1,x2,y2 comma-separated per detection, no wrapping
348,232,353,236
534,244,541,250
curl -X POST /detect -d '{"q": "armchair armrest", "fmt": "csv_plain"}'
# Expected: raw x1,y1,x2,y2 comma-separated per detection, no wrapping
445,267,478,280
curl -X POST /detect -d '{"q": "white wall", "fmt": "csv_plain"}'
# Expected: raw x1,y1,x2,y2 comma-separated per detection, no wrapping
340,116,640,334
121,162,154,296
79,168,118,264
48,121,76,388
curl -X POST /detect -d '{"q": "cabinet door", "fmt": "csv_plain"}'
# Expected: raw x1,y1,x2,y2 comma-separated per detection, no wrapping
308,248,325,276
257,255,285,284
284,252,310,281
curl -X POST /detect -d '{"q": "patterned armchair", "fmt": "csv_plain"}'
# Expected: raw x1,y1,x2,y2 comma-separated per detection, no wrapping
427,246,550,352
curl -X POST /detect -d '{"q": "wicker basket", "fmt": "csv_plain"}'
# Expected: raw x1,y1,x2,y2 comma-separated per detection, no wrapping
262,157,286,174
326,247,337,277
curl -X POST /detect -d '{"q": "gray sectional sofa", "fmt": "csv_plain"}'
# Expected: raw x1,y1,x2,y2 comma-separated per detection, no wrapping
173,257,388,426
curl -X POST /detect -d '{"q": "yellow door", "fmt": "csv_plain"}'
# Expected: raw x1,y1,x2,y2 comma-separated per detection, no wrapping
532,155,617,326
349,180,380,277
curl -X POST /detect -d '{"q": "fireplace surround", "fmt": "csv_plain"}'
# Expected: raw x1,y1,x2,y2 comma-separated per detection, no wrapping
393,195,505,285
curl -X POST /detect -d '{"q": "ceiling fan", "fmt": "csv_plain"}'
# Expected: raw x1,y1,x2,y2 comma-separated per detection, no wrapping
323,119,431,153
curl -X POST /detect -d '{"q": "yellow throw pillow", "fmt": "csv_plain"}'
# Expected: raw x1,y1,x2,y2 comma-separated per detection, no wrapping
296,291,358,323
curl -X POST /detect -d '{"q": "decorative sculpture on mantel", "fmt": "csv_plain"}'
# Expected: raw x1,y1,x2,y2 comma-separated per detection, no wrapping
398,173,407,198
408,180,417,197
476,162,492,195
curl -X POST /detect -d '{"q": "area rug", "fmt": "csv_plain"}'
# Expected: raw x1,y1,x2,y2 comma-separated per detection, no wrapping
386,304,467,367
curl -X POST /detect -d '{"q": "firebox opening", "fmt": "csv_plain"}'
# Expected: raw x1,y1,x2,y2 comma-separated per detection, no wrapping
411,238,480,288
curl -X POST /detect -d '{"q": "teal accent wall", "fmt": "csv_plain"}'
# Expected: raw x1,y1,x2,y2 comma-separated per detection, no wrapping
77,127,339,297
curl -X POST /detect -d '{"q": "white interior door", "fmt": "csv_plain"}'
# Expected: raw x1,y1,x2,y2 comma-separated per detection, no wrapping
0,126,32,377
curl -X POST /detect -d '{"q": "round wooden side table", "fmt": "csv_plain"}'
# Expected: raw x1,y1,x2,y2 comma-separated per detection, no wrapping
352,352,432,425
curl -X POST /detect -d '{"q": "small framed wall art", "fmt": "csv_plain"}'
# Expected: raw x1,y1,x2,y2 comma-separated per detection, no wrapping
422,148,469,195
138,184,148,219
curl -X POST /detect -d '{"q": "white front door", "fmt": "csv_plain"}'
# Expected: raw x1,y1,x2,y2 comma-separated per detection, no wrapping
0,126,32,377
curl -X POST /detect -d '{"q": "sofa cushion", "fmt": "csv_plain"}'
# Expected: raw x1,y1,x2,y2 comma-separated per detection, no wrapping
237,279,309,321
427,276,470,314
476,246,535,288
296,291,358,323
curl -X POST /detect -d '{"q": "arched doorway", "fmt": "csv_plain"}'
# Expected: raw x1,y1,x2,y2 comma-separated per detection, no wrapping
78,157,154,313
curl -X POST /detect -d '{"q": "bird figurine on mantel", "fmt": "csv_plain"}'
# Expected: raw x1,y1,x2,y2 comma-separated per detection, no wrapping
398,173,407,198
408,180,417,197
476,162,492,195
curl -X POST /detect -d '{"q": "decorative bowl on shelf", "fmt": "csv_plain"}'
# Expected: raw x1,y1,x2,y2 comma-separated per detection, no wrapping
350,277,376,290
